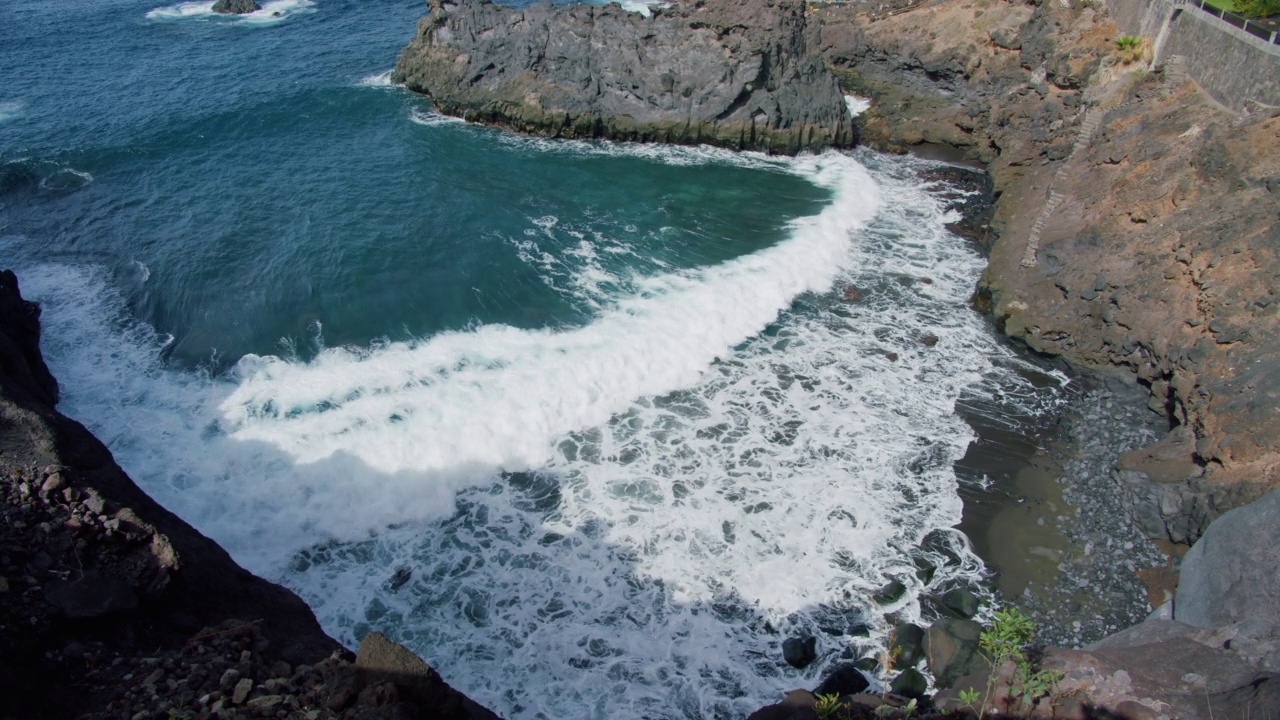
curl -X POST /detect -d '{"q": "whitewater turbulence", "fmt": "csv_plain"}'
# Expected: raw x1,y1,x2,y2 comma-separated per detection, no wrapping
22,143,1061,720
145,0,316,25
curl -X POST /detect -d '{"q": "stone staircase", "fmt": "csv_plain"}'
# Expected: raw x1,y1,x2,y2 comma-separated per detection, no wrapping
1162,54,1189,95
1019,107,1105,268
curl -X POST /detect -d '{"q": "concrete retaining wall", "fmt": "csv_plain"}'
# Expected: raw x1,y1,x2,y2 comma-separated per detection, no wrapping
1108,0,1280,112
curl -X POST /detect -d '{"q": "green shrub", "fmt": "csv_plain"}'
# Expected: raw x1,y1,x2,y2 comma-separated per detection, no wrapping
1113,35,1147,65
1234,0,1280,17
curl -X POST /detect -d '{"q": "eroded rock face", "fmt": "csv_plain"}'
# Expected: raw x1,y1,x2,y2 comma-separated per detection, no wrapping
816,0,1280,536
212,0,261,14
392,0,856,154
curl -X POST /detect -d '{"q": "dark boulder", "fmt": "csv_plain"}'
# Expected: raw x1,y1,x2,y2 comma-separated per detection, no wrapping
783,634,818,669
392,0,855,155
890,623,925,668
889,667,928,698
924,618,984,689
872,579,907,605
940,587,980,619
212,0,261,14
813,662,870,697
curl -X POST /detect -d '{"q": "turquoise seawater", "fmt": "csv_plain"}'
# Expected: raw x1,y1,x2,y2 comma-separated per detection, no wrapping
1,2,1065,718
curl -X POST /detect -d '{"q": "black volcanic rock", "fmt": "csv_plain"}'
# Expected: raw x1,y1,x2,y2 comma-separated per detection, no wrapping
212,0,261,14
0,270,498,720
393,0,856,154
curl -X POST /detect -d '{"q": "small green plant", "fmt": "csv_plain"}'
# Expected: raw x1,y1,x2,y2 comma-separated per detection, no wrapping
1113,35,1146,65
957,686,981,708
814,693,844,720
971,608,1063,717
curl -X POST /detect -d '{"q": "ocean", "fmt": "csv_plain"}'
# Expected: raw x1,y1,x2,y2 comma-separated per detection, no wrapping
0,1,1066,717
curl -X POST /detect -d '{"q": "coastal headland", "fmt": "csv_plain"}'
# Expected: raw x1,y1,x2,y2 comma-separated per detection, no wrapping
4,0,1279,717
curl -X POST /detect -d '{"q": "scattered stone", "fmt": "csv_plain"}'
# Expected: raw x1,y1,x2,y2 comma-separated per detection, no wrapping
40,473,66,496
231,677,253,705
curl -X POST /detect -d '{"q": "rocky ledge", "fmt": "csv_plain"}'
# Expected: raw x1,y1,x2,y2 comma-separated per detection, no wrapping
0,269,497,720
392,0,857,154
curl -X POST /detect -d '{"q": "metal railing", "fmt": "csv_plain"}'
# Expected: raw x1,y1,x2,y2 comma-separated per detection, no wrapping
1185,0,1280,45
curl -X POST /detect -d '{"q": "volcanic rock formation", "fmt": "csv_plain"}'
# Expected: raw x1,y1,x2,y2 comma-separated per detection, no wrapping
392,0,857,154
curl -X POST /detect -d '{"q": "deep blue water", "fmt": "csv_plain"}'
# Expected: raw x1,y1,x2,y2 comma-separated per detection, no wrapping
1,3,1064,718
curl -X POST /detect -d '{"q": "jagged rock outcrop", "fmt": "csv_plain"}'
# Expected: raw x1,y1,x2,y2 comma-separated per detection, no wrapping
212,0,261,14
392,0,856,154
0,270,498,720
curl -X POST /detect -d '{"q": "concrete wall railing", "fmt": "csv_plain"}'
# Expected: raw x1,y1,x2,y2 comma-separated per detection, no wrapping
1108,0,1280,111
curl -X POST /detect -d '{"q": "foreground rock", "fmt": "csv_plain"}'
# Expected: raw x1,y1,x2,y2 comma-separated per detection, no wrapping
212,0,261,14
393,0,856,154
0,269,497,719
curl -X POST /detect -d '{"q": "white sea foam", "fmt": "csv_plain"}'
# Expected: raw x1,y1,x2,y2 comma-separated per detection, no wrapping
0,100,24,123
615,0,671,16
357,70,395,88
408,107,468,127
24,147,1066,719
145,0,314,25
845,95,872,118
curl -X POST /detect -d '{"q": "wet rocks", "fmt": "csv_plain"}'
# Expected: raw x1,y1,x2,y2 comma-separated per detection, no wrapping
889,623,925,668
212,0,261,13
924,619,984,689
813,663,870,698
888,668,927,699
783,634,818,669
392,0,855,154
939,588,979,619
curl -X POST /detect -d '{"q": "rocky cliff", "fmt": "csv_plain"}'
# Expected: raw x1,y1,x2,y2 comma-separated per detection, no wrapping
392,0,857,153
0,269,497,720
815,0,1279,543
